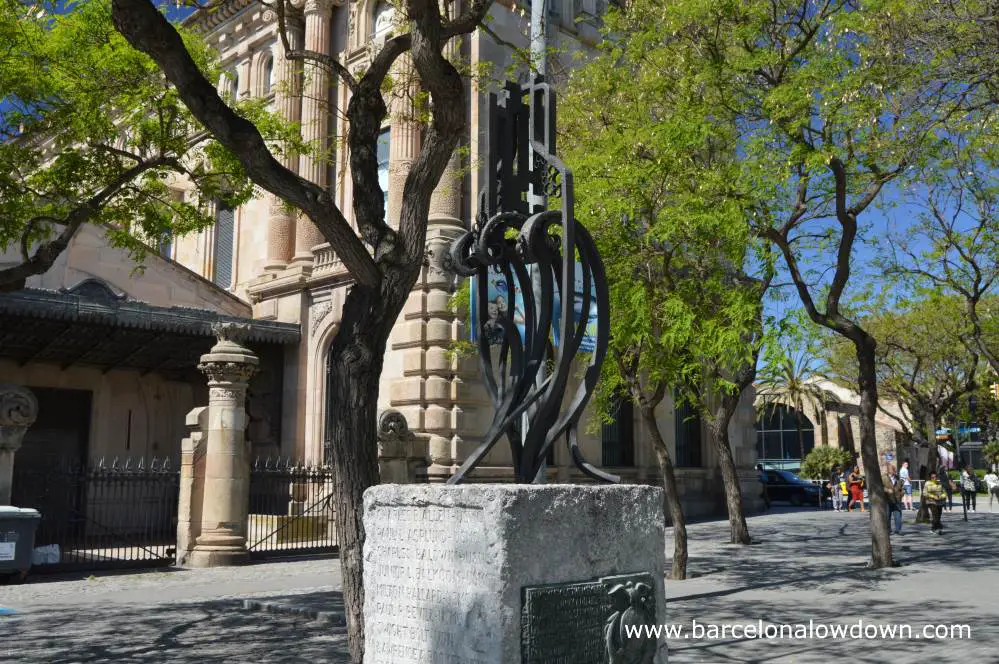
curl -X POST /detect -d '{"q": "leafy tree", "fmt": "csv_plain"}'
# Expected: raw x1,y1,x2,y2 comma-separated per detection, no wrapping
983,441,999,469
800,446,854,481
110,0,492,658
825,297,980,519
561,26,774,560
0,0,263,291
597,0,996,568
881,130,999,374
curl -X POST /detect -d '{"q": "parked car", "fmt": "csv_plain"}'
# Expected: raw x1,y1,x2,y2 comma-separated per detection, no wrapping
765,470,822,507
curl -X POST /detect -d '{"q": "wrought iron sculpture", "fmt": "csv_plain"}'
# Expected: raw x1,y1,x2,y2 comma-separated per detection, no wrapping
447,77,616,484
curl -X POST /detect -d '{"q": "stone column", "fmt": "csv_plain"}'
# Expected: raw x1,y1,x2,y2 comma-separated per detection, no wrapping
0,385,38,506
265,17,304,271
385,56,421,228
188,324,259,568
293,0,338,263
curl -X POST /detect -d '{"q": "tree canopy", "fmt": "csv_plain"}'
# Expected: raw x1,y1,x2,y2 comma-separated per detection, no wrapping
0,0,291,291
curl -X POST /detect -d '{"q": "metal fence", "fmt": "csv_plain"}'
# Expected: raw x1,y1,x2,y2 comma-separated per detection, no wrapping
10,457,179,572
247,458,338,559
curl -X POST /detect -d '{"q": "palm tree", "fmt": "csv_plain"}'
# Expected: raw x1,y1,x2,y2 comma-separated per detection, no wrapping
756,349,839,460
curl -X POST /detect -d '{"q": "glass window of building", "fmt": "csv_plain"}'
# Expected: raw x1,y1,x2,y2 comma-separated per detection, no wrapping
212,201,235,288
601,396,634,467
674,396,703,468
377,128,390,208
755,404,815,461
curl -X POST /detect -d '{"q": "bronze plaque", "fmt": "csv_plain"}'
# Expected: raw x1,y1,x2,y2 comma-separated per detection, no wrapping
521,572,657,664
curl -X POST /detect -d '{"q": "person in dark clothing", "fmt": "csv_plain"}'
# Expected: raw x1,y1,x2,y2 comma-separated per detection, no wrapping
961,464,978,513
924,471,946,534
941,467,955,511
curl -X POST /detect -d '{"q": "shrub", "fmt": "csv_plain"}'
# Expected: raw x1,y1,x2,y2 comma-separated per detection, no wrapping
799,446,855,479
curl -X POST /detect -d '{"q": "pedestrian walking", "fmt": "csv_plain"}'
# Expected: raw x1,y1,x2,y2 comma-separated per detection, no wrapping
924,471,946,535
900,461,914,510
828,465,843,512
884,466,904,535
984,470,999,511
942,467,955,511
961,464,978,513
847,466,865,512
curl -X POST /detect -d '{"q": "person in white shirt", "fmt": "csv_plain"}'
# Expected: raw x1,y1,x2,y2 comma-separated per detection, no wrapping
899,461,914,510
983,470,999,511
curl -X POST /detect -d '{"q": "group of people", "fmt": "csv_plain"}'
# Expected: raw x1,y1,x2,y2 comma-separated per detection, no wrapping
827,464,874,513
828,461,999,536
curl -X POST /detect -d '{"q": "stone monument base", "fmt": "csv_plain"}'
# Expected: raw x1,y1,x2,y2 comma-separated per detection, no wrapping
362,484,668,664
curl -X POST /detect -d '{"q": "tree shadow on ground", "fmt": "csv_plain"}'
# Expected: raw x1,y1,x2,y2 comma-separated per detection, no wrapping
664,511,999,662
1,595,350,663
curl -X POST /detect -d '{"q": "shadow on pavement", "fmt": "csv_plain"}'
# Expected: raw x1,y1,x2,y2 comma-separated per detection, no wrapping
1,595,350,664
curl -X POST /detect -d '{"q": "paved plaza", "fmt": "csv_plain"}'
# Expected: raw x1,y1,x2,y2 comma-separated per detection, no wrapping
2,508,997,663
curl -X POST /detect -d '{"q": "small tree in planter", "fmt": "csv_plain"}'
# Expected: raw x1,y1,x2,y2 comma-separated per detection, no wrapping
800,446,855,481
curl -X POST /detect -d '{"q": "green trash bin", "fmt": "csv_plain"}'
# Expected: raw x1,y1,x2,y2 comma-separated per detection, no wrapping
0,506,41,582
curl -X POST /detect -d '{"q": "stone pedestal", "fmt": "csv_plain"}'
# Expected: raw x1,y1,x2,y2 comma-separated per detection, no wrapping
188,324,259,568
0,385,39,506
363,484,668,664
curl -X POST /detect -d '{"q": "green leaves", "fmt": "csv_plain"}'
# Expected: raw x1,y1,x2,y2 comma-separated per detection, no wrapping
561,3,770,416
0,0,288,285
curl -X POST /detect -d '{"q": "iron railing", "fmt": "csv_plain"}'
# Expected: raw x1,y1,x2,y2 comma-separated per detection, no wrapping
246,458,338,558
9,457,179,572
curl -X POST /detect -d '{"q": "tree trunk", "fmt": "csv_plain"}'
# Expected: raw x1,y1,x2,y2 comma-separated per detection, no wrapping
641,406,687,580
819,409,829,447
856,341,894,568
916,411,938,524
326,281,410,663
709,401,751,544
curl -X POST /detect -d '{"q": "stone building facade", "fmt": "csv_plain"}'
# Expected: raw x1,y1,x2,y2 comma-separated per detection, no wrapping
0,0,764,519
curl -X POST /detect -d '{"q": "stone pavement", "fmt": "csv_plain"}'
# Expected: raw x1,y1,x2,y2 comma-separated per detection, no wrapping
666,507,999,662
2,509,998,663
0,556,351,663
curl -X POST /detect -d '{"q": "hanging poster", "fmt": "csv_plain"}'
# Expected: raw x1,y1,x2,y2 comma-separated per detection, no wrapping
469,263,598,351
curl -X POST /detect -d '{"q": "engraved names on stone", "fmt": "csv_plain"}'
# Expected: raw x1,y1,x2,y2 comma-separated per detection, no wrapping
366,504,494,664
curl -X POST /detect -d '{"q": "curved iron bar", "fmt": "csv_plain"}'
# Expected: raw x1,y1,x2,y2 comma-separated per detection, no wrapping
447,77,616,485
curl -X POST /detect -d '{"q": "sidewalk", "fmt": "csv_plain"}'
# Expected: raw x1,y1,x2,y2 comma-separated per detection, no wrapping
665,508,999,661
1,557,350,663
3,510,997,662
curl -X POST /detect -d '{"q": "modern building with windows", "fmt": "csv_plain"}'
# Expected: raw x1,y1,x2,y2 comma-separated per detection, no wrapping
0,0,764,521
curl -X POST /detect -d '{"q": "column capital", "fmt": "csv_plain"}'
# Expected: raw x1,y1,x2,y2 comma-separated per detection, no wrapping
198,323,259,385
304,0,339,16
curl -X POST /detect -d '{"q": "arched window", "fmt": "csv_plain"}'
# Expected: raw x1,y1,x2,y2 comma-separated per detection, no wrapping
212,200,235,288
372,2,395,40
220,69,238,99
756,404,815,461
262,56,274,95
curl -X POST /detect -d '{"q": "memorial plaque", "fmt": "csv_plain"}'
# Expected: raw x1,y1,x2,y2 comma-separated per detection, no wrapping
521,572,657,664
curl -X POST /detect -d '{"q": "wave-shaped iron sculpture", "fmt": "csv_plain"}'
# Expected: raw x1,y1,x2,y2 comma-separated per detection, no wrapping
446,77,616,484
